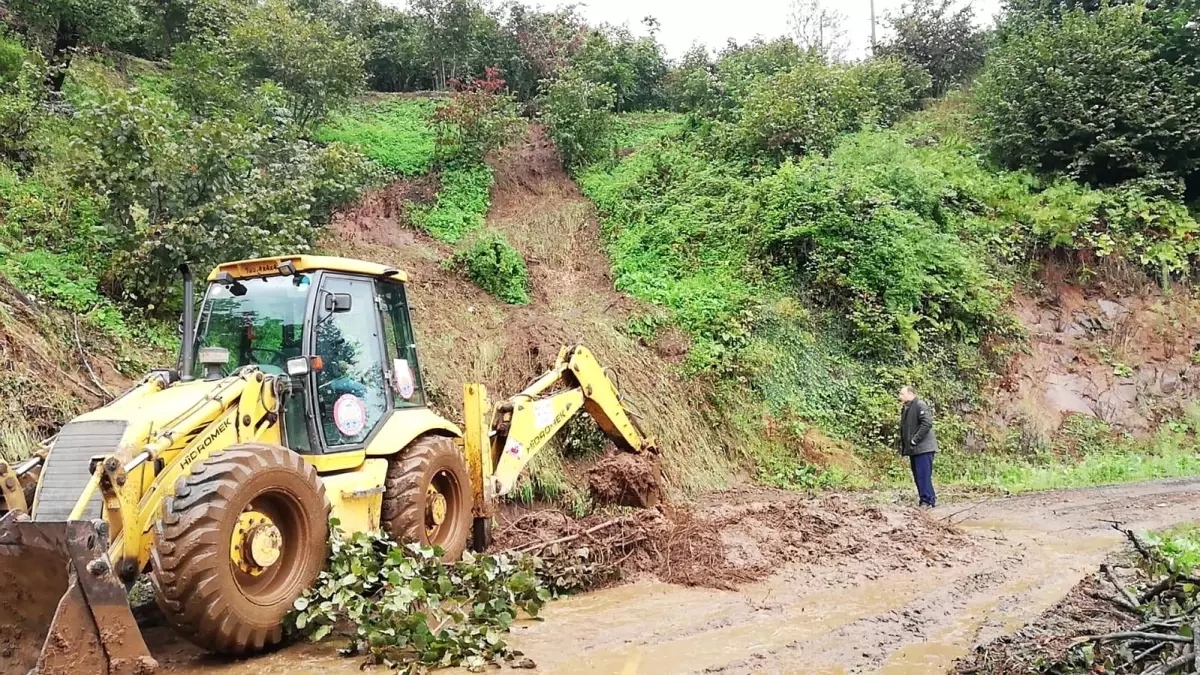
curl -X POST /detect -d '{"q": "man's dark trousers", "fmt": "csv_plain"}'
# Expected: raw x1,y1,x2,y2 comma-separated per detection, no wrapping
910,453,936,506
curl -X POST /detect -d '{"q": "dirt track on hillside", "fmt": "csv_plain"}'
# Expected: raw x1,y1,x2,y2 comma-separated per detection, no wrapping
149,479,1200,675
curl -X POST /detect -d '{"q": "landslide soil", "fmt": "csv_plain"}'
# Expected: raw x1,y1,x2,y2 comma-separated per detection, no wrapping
147,479,1200,674
321,124,734,497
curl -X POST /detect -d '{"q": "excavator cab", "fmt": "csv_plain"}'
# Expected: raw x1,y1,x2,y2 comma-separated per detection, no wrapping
192,260,424,458
0,255,658,675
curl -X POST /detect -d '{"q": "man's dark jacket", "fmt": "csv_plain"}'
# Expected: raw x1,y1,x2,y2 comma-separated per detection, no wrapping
900,399,938,456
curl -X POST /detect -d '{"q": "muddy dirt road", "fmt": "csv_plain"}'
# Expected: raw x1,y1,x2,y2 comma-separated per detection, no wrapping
153,479,1200,675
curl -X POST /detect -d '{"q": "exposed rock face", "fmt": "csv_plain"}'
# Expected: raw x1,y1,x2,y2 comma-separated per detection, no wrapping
995,277,1200,438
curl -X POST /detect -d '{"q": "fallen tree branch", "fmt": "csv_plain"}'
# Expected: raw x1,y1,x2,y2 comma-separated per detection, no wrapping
72,314,112,401
1141,648,1194,675
1114,523,1154,561
1090,590,1142,615
1092,632,1192,644
1142,577,1176,605
1103,564,1143,612
510,518,625,554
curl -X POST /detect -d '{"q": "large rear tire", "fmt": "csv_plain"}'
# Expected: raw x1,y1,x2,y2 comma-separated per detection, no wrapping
381,435,472,561
150,444,329,655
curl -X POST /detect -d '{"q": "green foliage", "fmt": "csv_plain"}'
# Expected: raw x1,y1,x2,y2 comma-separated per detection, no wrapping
448,229,531,305
572,21,668,112
290,525,550,673
977,3,1200,189
0,34,47,167
434,68,521,164
876,0,988,97
1146,525,1200,576
69,88,376,306
227,0,365,129
936,423,1200,493
759,134,1015,356
316,98,439,175
732,57,927,162
413,163,492,243
539,71,616,169
0,250,130,335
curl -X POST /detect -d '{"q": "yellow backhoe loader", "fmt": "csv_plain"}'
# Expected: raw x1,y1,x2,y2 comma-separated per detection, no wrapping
0,255,656,675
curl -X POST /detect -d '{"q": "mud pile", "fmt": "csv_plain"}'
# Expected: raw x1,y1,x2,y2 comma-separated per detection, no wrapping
587,451,663,508
496,488,969,591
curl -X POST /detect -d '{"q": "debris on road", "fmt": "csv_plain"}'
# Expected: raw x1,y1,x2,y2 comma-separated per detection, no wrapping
496,489,970,592
955,524,1200,674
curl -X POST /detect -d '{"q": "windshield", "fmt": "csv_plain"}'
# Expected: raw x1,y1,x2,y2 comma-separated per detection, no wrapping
193,274,312,376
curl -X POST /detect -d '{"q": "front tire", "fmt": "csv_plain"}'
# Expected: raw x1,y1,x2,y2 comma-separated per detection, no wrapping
150,444,329,654
381,435,472,561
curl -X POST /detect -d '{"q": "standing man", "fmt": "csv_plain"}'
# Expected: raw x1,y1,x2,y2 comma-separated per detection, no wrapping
898,386,937,508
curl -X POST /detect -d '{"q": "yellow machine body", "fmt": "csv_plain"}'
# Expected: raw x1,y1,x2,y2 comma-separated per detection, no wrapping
0,254,656,675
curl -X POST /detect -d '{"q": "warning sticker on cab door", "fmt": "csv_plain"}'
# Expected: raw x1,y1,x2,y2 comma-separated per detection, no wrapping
393,359,415,400
333,394,368,437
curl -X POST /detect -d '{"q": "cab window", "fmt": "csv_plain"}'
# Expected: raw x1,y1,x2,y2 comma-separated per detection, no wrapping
313,275,388,446
377,281,426,407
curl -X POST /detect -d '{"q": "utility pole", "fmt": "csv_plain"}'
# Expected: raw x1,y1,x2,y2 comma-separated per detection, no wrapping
870,0,877,54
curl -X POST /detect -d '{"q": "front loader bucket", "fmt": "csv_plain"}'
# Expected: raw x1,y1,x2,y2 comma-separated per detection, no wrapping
0,512,157,675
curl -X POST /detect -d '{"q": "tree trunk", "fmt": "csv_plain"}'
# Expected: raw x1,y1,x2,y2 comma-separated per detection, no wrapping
47,16,80,93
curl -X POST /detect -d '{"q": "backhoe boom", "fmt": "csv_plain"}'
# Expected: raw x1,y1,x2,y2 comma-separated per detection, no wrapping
463,345,656,506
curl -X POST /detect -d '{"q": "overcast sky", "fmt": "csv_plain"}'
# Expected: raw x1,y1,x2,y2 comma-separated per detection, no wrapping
574,0,1005,60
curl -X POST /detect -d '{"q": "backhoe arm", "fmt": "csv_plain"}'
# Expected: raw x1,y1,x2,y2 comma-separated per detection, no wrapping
464,345,657,503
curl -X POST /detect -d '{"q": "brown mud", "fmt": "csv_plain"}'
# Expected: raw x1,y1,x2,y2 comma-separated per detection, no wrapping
148,479,1200,674
586,451,663,508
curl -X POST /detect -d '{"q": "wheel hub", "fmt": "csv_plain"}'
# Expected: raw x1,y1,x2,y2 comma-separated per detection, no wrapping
426,484,448,536
232,511,282,576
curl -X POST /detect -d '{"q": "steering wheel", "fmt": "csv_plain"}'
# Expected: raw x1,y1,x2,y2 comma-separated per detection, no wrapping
249,347,287,367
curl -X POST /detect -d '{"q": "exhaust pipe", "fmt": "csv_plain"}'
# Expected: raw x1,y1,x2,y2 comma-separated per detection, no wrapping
179,264,196,382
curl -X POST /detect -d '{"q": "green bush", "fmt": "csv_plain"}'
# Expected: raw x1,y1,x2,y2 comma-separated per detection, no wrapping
539,71,617,169
433,68,521,164
758,135,1015,356
977,3,1200,189
412,163,493,244
448,230,531,305
315,99,438,175
0,35,46,167
732,57,926,162
69,88,376,307
876,0,988,97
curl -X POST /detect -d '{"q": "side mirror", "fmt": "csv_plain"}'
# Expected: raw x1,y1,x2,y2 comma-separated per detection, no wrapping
324,292,353,313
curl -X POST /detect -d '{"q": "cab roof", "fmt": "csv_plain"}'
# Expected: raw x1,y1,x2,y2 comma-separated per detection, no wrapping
207,255,408,283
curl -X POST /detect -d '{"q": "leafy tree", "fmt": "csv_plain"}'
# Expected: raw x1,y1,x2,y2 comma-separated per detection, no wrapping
539,70,616,168
976,2,1200,190
67,89,375,305
129,0,251,57
7,0,135,90
434,67,521,163
0,30,47,167
664,43,715,112
573,20,668,112
788,0,849,62
876,0,988,97
499,3,587,101
228,0,365,128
